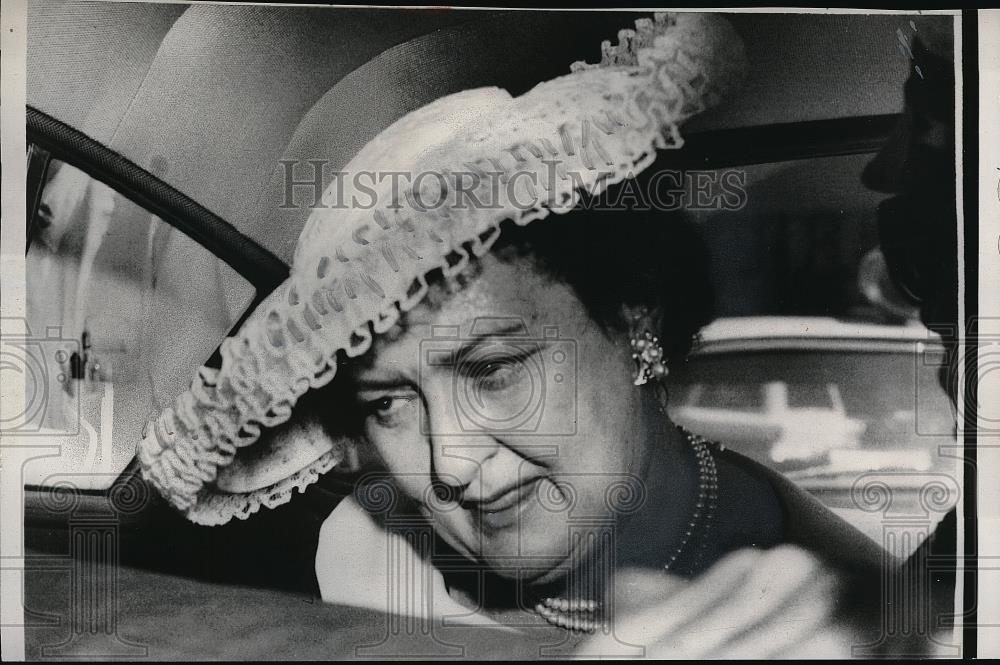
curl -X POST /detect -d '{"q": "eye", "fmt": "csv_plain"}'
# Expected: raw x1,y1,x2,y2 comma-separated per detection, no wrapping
368,397,396,414
359,391,418,428
472,356,529,392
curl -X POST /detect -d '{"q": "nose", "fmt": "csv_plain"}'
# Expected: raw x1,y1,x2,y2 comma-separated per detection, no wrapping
423,387,500,492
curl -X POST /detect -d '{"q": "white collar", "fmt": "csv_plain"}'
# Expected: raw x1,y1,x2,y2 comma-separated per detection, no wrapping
315,495,502,625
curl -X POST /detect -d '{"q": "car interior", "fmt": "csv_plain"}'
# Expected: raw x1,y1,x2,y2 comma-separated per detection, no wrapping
19,4,957,657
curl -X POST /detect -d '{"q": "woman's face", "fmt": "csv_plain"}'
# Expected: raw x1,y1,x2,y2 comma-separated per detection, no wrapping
344,252,651,582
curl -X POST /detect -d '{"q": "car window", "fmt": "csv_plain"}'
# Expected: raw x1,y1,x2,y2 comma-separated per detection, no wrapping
787,382,835,409
675,344,959,553
667,343,958,551
668,347,955,467
21,158,255,489
693,382,766,412
684,153,888,319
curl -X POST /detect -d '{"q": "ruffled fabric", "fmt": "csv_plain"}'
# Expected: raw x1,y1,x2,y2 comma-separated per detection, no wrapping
138,12,748,525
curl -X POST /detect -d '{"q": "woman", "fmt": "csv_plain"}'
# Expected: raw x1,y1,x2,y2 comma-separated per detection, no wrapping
140,12,888,657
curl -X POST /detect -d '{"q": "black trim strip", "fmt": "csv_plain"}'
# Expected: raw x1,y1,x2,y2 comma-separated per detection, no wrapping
205,290,266,369
26,106,290,292
25,142,52,251
961,9,978,658
679,114,900,168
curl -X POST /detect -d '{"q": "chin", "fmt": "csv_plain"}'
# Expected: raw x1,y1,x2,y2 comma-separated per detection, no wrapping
433,500,601,580
482,551,575,584
478,527,586,583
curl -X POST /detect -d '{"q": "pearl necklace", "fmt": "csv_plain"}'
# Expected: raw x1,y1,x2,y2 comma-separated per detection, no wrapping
534,428,720,634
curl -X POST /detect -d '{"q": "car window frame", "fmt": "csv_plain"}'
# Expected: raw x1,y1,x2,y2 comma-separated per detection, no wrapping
22,105,900,524
23,107,291,521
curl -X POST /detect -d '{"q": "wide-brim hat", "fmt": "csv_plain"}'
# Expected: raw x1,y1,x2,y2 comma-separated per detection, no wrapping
138,12,748,525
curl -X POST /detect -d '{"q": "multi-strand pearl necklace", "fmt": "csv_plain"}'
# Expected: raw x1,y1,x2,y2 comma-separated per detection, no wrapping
533,428,719,634
532,598,601,633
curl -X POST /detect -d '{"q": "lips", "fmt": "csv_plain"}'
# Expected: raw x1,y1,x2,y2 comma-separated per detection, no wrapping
465,477,544,530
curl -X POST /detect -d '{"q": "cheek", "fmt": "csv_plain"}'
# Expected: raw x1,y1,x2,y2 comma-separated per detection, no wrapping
364,428,432,500
572,335,640,464
532,333,643,518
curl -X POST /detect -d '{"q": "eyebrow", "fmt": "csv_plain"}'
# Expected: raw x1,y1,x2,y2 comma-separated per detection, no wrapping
351,321,530,388
448,321,545,373
351,371,413,390
466,321,525,339
453,321,527,353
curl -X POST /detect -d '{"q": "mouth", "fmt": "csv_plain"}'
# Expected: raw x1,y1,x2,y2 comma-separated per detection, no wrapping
465,477,544,531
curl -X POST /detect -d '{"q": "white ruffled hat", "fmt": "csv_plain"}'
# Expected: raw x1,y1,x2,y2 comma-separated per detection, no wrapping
138,12,747,525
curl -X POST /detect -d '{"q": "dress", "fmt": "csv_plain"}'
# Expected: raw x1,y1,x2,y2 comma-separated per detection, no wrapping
315,447,888,624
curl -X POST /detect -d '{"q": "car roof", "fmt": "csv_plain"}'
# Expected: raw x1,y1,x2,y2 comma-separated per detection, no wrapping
692,316,943,354
27,4,939,264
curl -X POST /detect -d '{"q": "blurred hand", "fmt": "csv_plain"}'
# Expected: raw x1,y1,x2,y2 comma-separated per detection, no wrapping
577,544,855,659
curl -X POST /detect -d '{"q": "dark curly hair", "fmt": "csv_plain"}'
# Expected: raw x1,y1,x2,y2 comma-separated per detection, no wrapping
344,165,715,367
487,176,715,364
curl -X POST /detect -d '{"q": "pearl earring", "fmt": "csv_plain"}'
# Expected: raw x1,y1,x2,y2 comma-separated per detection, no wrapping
630,330,668,386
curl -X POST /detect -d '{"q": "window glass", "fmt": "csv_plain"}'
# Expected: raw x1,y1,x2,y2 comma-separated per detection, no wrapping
684,154,889,320
787,382,835,409
667,345,957,553
669,152,958,552
668,348,955,468
21,159,255,489
693,382,765,412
